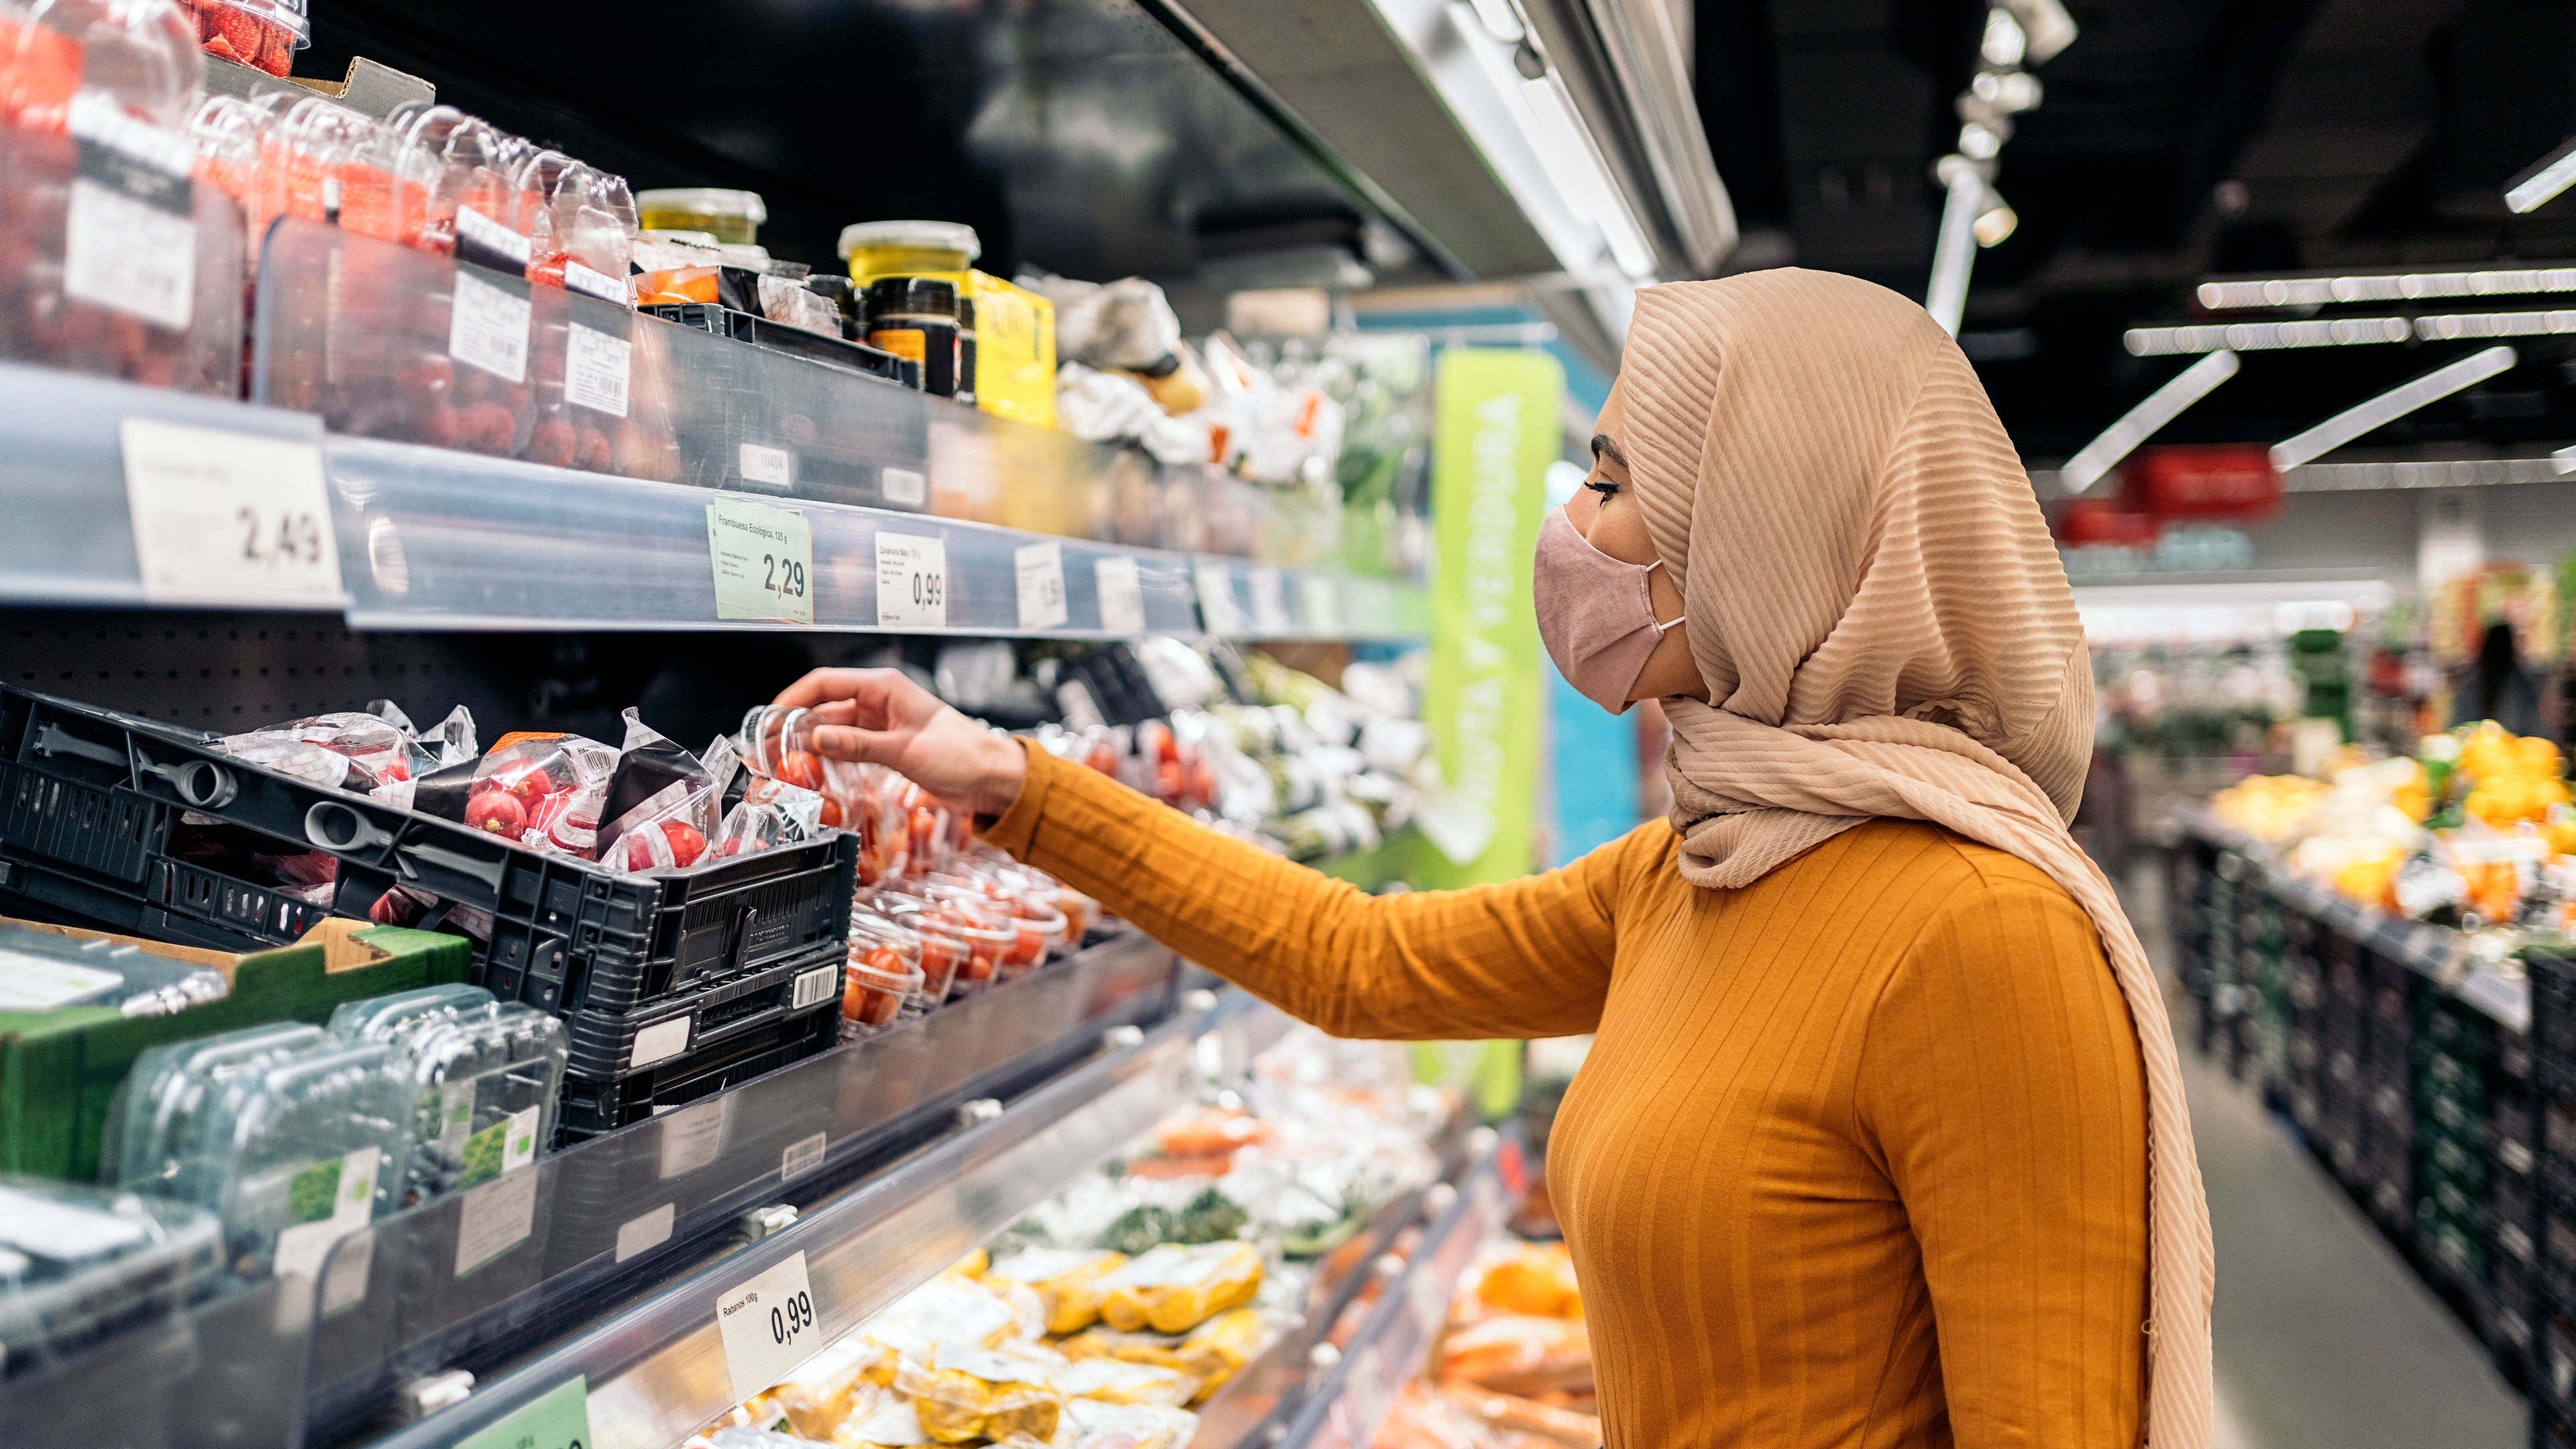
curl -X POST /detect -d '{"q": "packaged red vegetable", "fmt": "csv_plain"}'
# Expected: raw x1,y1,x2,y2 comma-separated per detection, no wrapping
598,708,719,867
852,910,943,1010
174,0,303,78
413,729,617,856
213,703,476,810
842,947,923,1038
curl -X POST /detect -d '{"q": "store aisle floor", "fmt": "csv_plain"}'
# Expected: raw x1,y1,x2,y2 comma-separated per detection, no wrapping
2126,862,2524,1449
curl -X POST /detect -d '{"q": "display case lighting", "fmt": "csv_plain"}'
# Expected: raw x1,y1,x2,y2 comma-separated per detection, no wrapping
1971,69,2043,112
1982,9,2026,66
1959,121,2004,160
2127,317,2412,354
2267,345,2518,470
2198,265,2576,310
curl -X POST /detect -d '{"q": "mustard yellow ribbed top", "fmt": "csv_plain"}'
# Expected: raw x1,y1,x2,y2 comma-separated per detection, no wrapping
985,744,2149,1449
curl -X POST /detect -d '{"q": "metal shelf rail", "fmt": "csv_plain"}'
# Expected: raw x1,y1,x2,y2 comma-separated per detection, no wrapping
0,361,1430,639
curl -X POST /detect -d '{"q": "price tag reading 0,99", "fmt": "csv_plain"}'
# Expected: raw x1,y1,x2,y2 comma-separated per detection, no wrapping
714,1250,822,1401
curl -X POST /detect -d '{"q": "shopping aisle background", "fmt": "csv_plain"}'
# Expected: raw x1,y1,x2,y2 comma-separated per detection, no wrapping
2126,864,2524,1449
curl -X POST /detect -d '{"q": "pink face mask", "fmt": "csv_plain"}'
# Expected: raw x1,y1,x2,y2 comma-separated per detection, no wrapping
1532,504,1686,714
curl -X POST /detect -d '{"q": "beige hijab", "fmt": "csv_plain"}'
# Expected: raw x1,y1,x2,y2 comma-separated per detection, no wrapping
1620,269,2213,1448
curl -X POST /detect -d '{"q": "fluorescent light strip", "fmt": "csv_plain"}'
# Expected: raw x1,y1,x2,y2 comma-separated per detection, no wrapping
2198,265,2576,311
2416,309,2576,339
2507,137,2576,213
2269,345,2518,470
1925,167,1985,337
2033,453,2576,496
2123,317,2411,355
2057,350,2239,495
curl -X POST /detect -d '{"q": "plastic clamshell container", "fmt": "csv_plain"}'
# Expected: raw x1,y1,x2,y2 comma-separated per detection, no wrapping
103,1021,327,1199
178,0,306,76
327,981,496,1040
841,952,922,1039
0,1176,222,1370
851,911,943,1012
0,921,225,1015
635,187,765,246
183,1038,415,1275
388,1002,566,1198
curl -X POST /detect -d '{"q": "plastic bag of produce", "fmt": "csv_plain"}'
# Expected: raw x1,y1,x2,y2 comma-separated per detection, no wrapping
985,1246,1126,1334
1097,1242,1262,1335
1437,1315,1592,1397
1051,1356,1199,1408
897,1343,1063,1444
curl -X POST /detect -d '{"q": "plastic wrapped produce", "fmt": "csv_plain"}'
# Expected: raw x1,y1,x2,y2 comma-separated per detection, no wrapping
0,922,226,1015
213,704,474,810
898,1342,1063,1445
101,1022,324,1197
878,1273,1021,1350
1171,1305,1266,1394
1096,1242,1261,1334
0,1176,223,1368
384,1002,565,1198
325,981,494,1041
1437,1315,1593,1397
174,1037,413,1277
599,707,720,869
1051,1356,1199,1408
984,1246,1124,1334
841,949,923,1040
851,912,943,1013
173,0,300,75
832,1400,929,1448
1059,1398,1197,1449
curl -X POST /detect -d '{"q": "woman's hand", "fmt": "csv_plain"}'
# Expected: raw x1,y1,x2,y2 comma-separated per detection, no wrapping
769,668,1027,818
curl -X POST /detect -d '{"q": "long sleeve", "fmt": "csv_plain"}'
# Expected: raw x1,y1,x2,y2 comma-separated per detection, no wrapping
1853,871,2150,1448
981,742,1651,1040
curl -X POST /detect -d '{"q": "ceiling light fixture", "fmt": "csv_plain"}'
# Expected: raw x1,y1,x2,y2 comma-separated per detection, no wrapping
2197,264,2576,310
2127,317,2414,354
2002,0,2077,64
1980,8,2026,66
1970,69,2043,111
2056,350,2241,495
1926,156,2011,334
2506,136,2576,213
2268,346,2519,470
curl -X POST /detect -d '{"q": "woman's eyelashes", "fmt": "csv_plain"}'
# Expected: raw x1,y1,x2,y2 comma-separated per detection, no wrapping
1585,477,1620,498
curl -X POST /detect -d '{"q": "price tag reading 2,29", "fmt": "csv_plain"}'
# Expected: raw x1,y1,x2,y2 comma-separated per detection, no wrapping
706,496,813,625
875,531,947,628
714,1250,821,1402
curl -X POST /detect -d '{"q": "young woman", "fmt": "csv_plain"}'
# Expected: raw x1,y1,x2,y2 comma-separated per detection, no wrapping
774,269,2214,1449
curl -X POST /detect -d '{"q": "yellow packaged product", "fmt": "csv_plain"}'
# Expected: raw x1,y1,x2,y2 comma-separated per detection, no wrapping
883,1275,1021,1349
987,1248,1128,1334
775,1334,894,1437
833,1400,932,1448
1062,1398,1199,1449
1057,1326,1188,1371
859,1323,938,1388
947,1247,991,1279
1097,1242,1263,1334
898,1342,1065,1445
836,221,1056,428
1173,1307,1267,1397
1052,1356,1201,1408
1477,1244,1582,1318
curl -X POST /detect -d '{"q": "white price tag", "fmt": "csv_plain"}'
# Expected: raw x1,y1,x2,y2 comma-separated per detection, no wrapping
739,442,794,489
706,497,814,625
881,466,926,507
782,1131,826,1181
715,1250,822,1403
1193,563,1243,635
121,419,343,607
876,531,949,627
454,1165,538,1278
564,323,631,417
1249,566,1290,635
615,1203,676,1263
64,178,194,331
1303,576,1341,635
1095,555,1146,635
630,1013,692,1070
564,260,625,303
448,266,530,383
1015,541,1069,631
656,1097,728,1179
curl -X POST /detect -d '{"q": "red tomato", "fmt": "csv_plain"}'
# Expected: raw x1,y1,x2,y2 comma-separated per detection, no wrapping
466,790,525,836
661,820,707,868
777,751,824,791
486,759,551,803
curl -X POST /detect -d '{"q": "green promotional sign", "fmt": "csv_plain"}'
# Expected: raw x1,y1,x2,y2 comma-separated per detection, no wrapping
455,1376,591,1449
1415,347,1561,892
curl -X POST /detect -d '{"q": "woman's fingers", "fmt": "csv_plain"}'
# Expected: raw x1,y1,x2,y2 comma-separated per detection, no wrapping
809,723,905,764
771,667,900,713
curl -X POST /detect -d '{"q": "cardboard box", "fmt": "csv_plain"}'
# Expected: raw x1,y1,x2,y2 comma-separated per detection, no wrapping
0,917,471,1181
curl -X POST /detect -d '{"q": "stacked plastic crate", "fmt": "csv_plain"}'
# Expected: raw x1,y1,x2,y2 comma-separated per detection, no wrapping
2528,952,2576,1426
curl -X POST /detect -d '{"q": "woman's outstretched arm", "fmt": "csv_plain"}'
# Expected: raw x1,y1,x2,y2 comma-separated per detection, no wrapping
775,668,1636,1041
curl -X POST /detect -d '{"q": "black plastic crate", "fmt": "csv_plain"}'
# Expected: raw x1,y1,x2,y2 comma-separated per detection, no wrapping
2534,953,2576,1065
0,686,855,1020
557,994,841,1140
564,941,845,1085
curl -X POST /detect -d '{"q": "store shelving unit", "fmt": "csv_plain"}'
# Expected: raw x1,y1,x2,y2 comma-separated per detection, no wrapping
0,362,1428,641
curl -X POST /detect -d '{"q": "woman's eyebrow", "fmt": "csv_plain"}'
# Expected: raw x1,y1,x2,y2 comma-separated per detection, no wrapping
1591,433,1626,466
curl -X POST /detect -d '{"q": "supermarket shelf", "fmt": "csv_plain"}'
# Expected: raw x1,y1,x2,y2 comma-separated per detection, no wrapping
1272,1127,1523,1449
0,362,1432,640
2167,804,2532,1034
357,983,1296,1449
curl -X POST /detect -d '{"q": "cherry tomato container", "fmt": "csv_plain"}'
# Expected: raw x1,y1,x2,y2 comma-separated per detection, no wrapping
178,0,304,78
851,911,943,1016
841,951,922,1040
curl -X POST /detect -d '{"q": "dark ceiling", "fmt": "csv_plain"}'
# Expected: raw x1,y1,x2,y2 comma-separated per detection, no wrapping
1698,0,2576,461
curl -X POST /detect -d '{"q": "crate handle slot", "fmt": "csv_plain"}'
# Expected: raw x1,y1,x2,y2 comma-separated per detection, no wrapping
396,838,510,892
160,758,237,810
727,902,760,975
33,722,125,771
307,800,398,853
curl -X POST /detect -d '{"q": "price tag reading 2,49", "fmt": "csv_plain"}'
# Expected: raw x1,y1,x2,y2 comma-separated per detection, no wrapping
120,419,344,606
875,531,947,628
714,1250,821,1402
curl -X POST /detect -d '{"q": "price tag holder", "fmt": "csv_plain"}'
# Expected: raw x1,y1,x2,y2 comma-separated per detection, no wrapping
122,419,344,607
1249,567,1290,635
1015,541,1068,631
706,497,813,625
877,531,949,628
1193,563,1243,636
455,1375,592,1449
1302,575,1340,635
715,1250,822,1402
1095,555,1146,635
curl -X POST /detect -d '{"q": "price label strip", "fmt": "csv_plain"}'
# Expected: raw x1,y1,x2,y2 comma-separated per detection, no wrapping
1095,555,1146,635
706,497,814,625
454,1375,592,1449
1014,541,1068,631
715,1250,822,1403
876,531,949,628
1193,563,1243,636
1249,567,1291,635
122,419,344,607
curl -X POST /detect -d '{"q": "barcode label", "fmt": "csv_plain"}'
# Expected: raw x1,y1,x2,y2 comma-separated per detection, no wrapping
791,963,839,1011
782,1132,826,1181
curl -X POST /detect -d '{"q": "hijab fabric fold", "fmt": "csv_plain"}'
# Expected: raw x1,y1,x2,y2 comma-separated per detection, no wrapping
1621,270,2214,1448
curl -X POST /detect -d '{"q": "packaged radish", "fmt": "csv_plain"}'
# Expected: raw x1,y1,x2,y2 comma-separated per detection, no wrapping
214,702,474,809
414,730,617,857
598,709,719,868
